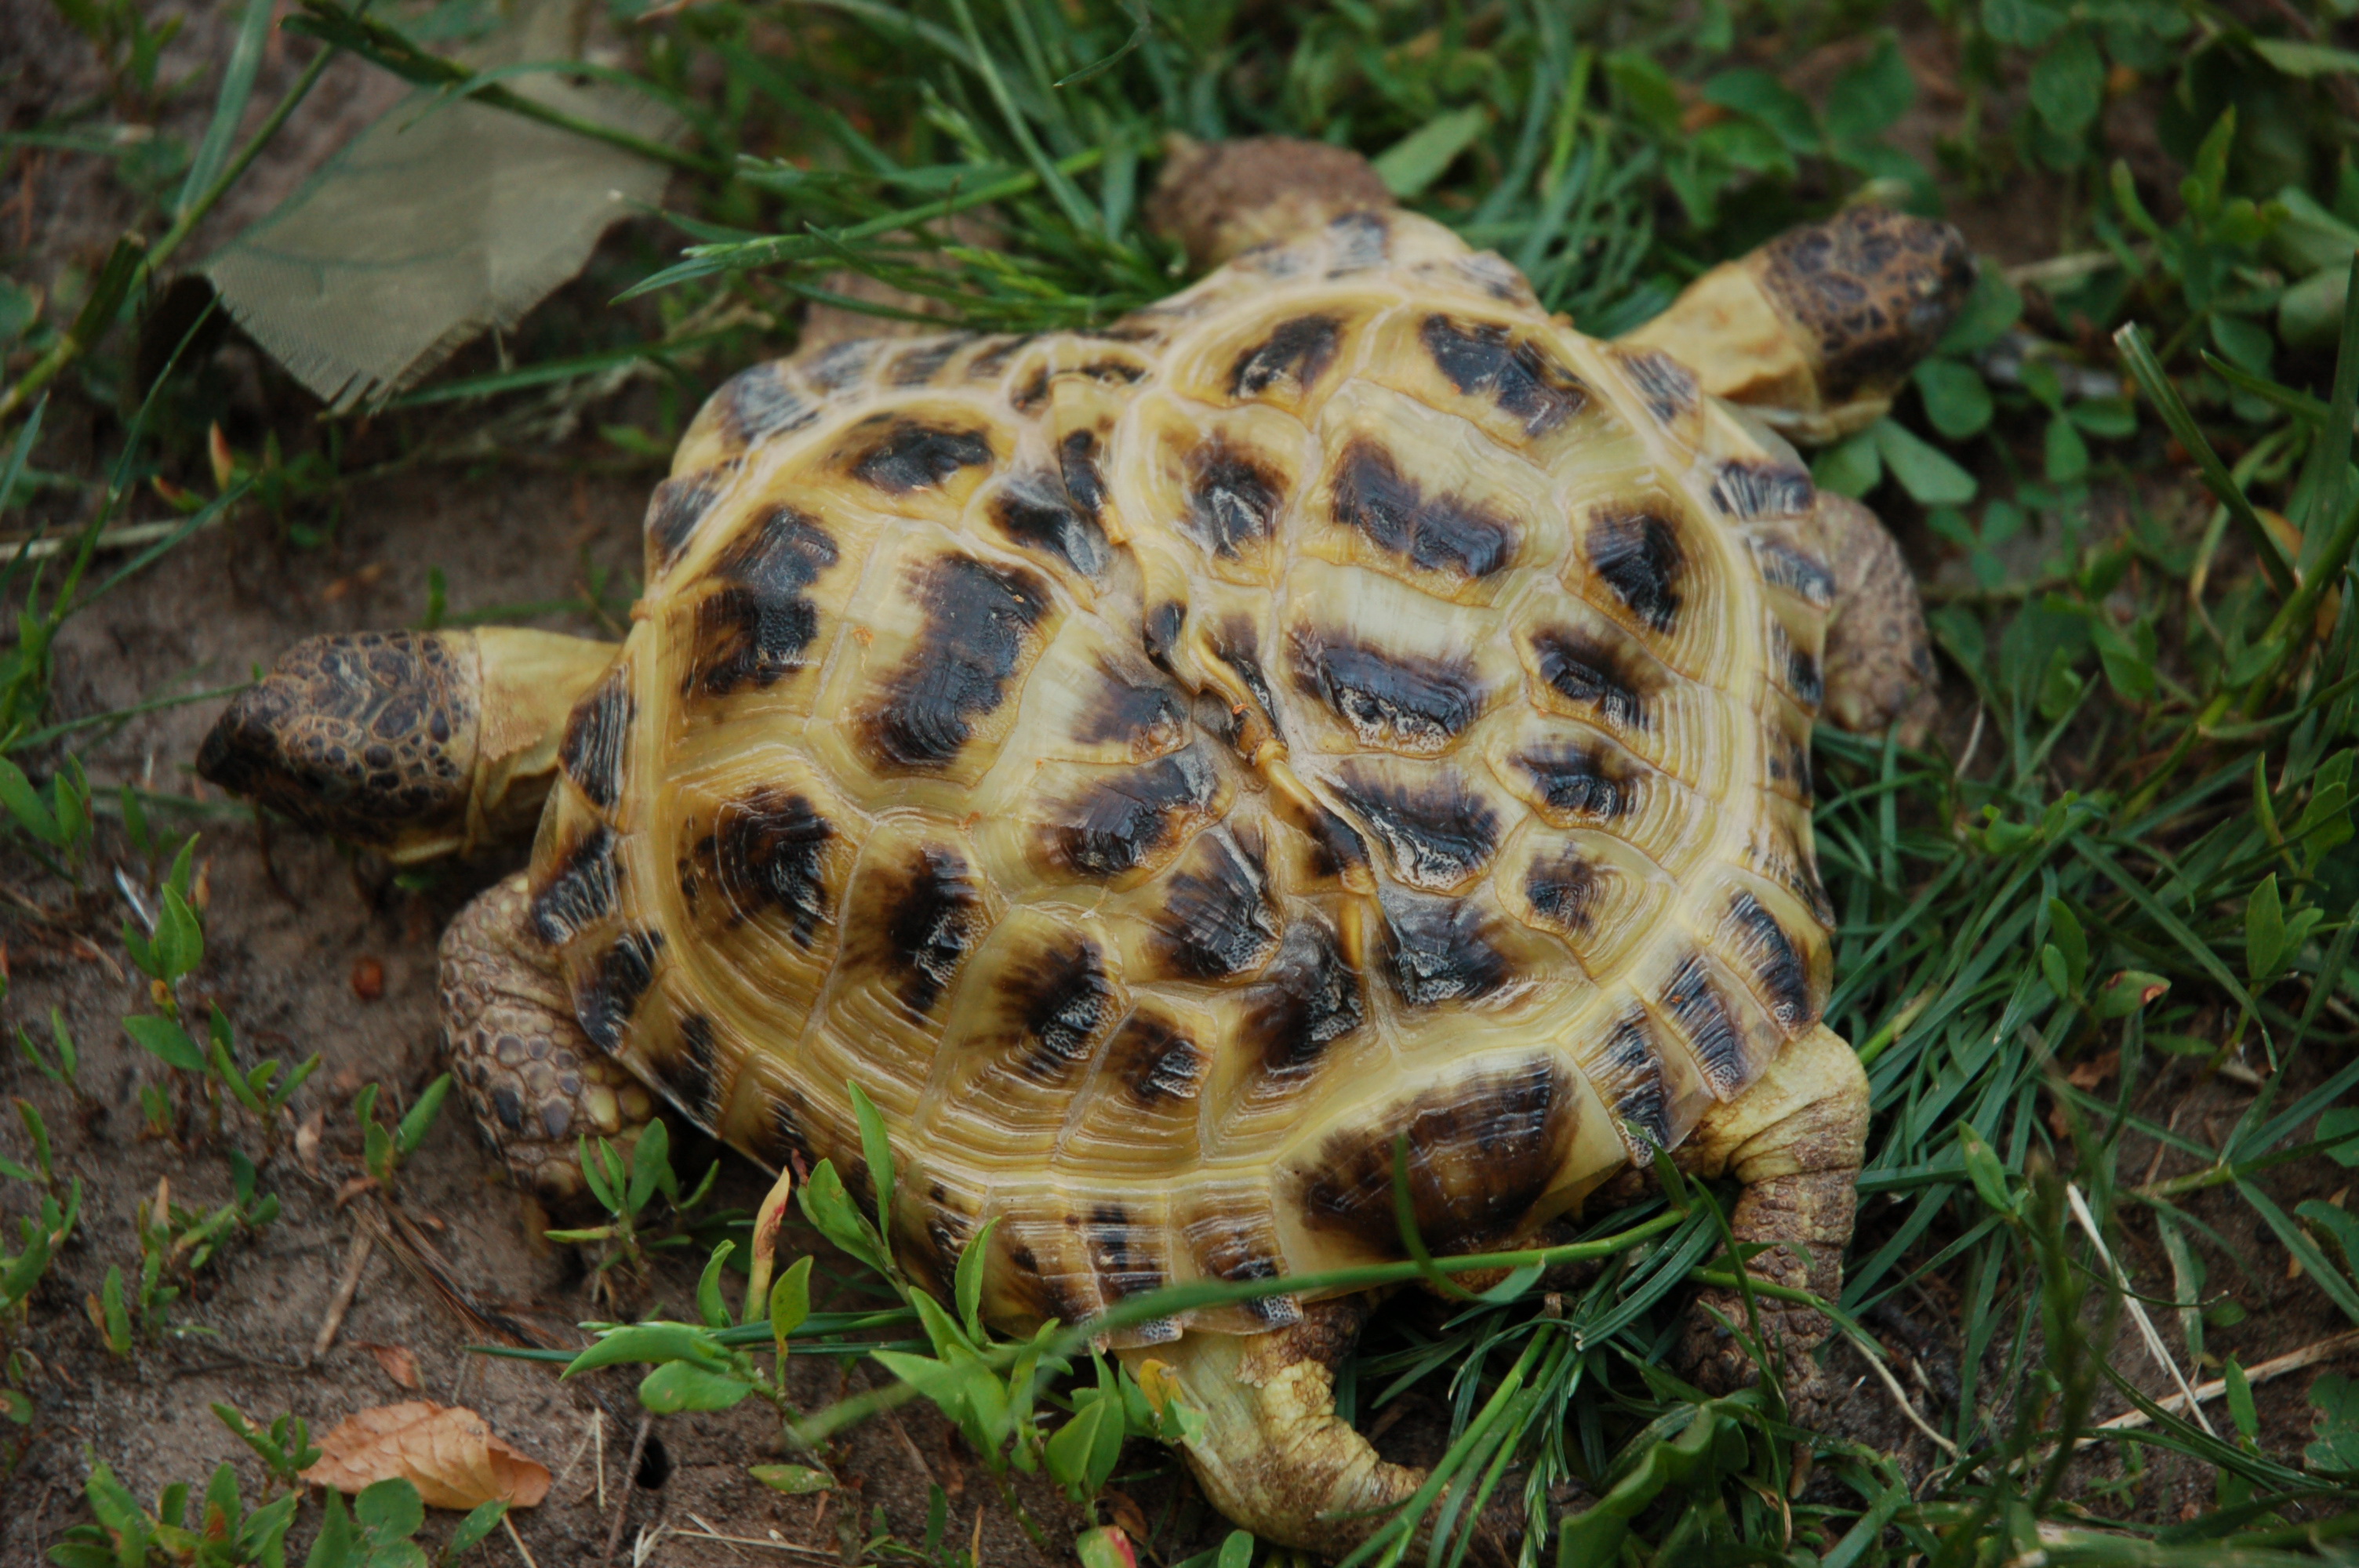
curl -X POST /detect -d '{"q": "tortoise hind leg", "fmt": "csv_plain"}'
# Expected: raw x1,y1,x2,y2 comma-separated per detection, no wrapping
1119,1301,1525,1563
441,874,656,1201
1816,492,1939,739
1676,1025,1870,1423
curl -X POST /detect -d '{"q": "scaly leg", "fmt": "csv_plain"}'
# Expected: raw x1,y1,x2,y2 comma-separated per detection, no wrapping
1675,1026,1870,1422
1816,493,1939,739
1119,1299,1526,1563
441,873,656,1201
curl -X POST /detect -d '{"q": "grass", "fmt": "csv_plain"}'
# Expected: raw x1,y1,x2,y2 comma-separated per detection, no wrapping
8,0,2359,1563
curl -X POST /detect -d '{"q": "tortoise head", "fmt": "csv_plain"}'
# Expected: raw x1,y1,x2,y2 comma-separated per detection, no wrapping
198,626,617,862
198,630,487,859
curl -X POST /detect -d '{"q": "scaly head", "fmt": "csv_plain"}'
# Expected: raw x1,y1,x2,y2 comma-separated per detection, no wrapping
1620,204,1976,445
198,626,616,862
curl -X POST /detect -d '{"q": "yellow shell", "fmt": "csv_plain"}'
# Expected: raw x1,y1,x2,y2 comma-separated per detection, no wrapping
527,212,1837,1342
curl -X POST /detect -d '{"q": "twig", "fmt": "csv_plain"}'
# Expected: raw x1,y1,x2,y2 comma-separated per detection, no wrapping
669,1526,838,1559
0,516,219,563
2090,1328,2359,1439
595,1406,607,1512
2066,1183,2217,1437
601,1414,652,1566
1852,1334,1961,1458
310,1231,375,1364
503,1513,540,1568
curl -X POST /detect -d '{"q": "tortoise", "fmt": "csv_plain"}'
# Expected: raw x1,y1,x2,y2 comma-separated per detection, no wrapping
197,136,1968,1554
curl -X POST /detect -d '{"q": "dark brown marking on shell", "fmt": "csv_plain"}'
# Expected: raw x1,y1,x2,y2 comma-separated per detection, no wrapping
1041,746,1217,880
1528,626,1654,731
847,418,994,494
966,336,1034,380
1521,846,1601,936
1517,743,1633,821
1059,429,1109,521
1088,1204,1168,1302
1107,1011,1202,1107
807,339,881,393
889,336,970,386
1757,206,1975,403
1012,368,1051,414
1230,315,1341,401
870,844,984,1016
698,788,834,945
990,470,1109,578
1183,438,1285,559
1211,620,1283,742
560,666,633,811
1242,918,1364,1080
1787,644,1825,706
1659,954,1749,1095
994,938,1117,1083
1728,891,1814,1029
576,929,662,1053
657,1012,723,1123
1150,829,1278,979
1295,1056,1575,1255
1330,439,1515,582
1711,460,1816,521
644,466,732,568
750,1084,819,1172
1281,793,1371,880
1143,601,1184,667
1189,1218,1296,1326
1618,347,1698,423
1291,628,1485,750
1601,1010,1670,1150
689,506,840,699
862,554,1052,770
714,361,816,448
1325,210,1391,274
1753,539,1837,608
1418,315,1587,437
1587,507,1685,633
1329,765,1499,888
531,825,618,946
1074,655,1186,751
1379,891,1512,1007
914,1185,973,1293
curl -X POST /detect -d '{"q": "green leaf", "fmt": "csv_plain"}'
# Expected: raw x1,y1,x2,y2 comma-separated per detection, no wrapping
2030,27,2105,138
0,757,60,845
638,1359,753,1413
2048,898,2089,991
354,1479,423,1540
1914,358,1994,439
2045,414,2090,482
1045,1389,1120,1501
1872,418,1976,504
769,1254,813,1353
443,1501,509,1560
305,1487,357,1568
1602,52,1681,137
748,1464,832,1494
2248,873,2288,983
1983,0,2067,46
1075,1524,1137,1568
2318,1107,2359,1167
1957,1123,2018,1217
576,1137,617,1211
154,885,203,982
396,1074,450,1158
2311,1372,2359,1472
625,1118,671,1215
1812,431,1882,498
565,1321,733,1376
2094,969,2171,1018
1703,69,1819,152
2210,311,2276,375
1371,107,1488,199
1216,1532,1256,1568
125,1014,205,1073
696,1240,735,1330
848,1080,896,1254
1824,36,1914,143
2254,38,2359,78
955,1215,1001,1342
177,0,275,219
797,1159,889,1275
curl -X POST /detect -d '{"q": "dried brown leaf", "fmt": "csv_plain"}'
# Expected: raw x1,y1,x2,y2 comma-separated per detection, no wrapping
360,1342,420,1390
303,1400,551,1510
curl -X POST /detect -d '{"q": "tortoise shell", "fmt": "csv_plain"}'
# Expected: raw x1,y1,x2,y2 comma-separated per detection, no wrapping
526,210,1837,1343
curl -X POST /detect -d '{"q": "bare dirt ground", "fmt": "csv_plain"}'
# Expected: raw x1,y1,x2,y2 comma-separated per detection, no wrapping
6,5,2359,1565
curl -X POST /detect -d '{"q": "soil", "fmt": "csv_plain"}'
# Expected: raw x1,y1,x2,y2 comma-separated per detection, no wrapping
5,5,2359,1565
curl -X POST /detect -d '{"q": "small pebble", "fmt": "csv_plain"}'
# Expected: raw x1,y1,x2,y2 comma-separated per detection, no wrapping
351,956,385,1000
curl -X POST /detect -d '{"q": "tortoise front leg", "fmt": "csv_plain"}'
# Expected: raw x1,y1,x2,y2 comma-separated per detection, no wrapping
441,873,656,1201
1675,1025,1870,1422
1121,1301,1525,1563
